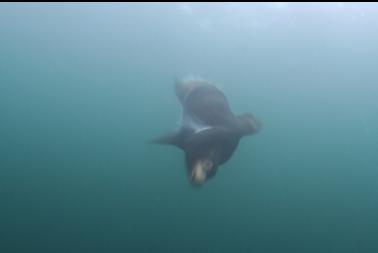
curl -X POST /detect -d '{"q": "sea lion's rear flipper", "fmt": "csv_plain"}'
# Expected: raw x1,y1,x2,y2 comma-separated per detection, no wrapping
237,113,262,136
175,77,210,105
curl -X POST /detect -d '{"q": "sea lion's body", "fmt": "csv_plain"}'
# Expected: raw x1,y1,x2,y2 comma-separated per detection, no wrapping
153,78,260,186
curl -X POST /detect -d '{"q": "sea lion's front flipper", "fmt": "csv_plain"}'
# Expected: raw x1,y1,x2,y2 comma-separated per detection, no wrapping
150,131,186,149
236,113,262,136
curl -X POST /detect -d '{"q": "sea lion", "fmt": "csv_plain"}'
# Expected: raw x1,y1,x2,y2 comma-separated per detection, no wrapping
152,77,260,186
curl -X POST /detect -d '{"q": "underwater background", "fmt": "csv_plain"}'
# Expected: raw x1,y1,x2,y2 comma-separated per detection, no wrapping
1,3,378,253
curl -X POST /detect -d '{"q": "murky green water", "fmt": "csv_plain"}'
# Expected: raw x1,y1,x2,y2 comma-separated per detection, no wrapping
1,3,378,252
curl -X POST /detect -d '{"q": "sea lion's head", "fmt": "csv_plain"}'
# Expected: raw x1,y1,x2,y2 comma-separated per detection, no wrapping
186,148,219,187
190,159,217,186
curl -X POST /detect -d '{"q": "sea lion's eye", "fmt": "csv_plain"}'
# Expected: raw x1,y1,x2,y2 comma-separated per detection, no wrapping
203,160,213,171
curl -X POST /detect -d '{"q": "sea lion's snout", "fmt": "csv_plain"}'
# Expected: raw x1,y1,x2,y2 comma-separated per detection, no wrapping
190,159,213,186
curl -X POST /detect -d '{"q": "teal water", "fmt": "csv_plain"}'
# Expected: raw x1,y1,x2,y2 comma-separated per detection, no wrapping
1,3,378,252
